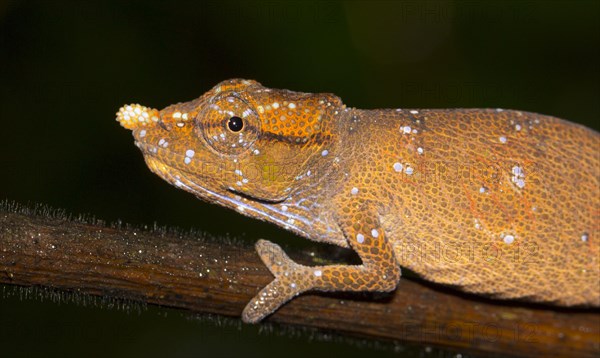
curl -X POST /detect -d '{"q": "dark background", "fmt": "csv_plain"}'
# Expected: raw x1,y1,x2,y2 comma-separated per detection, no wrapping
1,1,598,357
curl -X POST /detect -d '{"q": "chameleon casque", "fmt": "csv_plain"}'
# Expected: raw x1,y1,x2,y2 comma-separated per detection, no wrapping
117,79,599,323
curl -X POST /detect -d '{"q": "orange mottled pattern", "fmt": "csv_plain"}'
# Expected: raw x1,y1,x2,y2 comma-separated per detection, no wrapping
117,79,599,323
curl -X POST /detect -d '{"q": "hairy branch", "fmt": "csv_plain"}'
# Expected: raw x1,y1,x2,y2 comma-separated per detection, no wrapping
0,202,598,357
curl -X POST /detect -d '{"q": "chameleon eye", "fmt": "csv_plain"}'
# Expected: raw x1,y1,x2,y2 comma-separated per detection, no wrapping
227,116,244,132
198,93,260,155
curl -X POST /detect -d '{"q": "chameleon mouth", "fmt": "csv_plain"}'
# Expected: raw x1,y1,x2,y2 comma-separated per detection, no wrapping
139,144,287,205
146,156,311,238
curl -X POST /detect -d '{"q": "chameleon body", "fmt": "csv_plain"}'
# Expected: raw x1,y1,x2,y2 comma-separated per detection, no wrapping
117,79,599,323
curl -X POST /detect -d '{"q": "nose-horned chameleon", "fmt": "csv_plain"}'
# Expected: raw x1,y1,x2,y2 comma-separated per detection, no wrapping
116,79,599,323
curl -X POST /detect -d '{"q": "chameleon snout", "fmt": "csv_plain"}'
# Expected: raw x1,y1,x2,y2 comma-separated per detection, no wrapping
116,103,161,130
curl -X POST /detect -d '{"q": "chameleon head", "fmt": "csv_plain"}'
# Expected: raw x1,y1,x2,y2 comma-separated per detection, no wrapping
116,79,342,208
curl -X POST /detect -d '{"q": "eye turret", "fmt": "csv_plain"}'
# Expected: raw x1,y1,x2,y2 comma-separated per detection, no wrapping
197,94,260,155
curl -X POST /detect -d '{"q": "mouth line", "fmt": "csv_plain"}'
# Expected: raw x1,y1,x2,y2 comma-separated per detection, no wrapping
137,140,312,238
226,188,288,205
157,164,311,238
136,140,285,204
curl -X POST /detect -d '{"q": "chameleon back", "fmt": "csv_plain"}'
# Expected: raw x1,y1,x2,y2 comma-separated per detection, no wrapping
342,108,599,305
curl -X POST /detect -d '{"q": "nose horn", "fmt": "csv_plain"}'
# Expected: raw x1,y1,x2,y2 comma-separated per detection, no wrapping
116,104,160,130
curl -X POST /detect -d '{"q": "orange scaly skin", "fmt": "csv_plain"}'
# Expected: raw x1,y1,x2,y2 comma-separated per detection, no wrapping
116,79,599,323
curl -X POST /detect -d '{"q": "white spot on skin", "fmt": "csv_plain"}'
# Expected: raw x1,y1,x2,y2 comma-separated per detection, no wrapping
499,136,507,143
515,124,522,131
356,234,365,244
515,179,525,188
351,187,359,195
173,112,182,119
503,235,515,244
321,150,329,156
479,186,486,193
371,229,379,238
281,205,288,212
288,103,296,109
139,130,146,138
581,233,589,242
184,157,192,165
511,165,526,188
272,102,279,109
314,270,322,277
410,110,419,114
393,162,403,172
405,167,414,175
234,169,243,176
185,149,195,158
417,147,423,154
512,166,523,176
290,283,297,289
253,149,260,155
402,126,411,134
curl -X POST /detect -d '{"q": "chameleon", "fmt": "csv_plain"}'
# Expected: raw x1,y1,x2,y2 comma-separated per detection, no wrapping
116,79,599,323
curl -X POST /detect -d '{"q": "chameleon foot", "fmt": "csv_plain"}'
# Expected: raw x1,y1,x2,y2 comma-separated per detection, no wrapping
242,239,311,323
242,217,402,324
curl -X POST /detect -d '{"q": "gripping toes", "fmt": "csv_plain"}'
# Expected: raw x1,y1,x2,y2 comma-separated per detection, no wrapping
242,240,311,323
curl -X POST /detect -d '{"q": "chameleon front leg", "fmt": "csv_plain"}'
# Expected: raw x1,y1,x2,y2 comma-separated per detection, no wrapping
242,204,401,323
